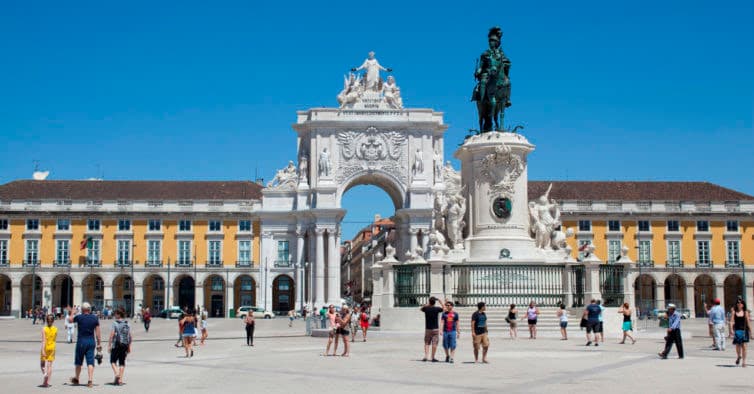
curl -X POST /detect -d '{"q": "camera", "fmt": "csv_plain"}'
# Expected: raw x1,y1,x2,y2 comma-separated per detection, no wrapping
95,351,103,365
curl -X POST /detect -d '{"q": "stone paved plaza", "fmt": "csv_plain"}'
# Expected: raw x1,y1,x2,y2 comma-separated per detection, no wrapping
0,317,751,393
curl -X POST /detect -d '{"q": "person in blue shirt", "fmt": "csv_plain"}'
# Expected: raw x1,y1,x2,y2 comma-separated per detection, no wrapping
708,298,727,351
659,304,684,359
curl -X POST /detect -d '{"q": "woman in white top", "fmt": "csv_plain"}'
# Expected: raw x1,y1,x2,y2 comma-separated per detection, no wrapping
557,303,568,340
200,312,208,345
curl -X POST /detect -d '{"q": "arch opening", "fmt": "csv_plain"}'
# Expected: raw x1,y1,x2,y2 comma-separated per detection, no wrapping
204,275,225,318
174,275,195,311
273,275,295,314
0,274,12,316
724,275,743,311
82,274,104,311
52,274,74,310
634,274,656,318
234,275,256,308
693,274,715,318
143,274,165,313
664,274,686,309
113,275,135,316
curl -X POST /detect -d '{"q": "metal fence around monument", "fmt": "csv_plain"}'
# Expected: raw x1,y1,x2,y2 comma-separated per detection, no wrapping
570,264,586,308
599,265,625,307
446,264,566,307
394,264,431,307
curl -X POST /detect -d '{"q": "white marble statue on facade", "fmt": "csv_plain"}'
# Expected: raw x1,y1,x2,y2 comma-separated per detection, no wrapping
337,73,363,109
433,150,442,181
352,51,392,91
412,148,424,176
267,161,298,190
318,148,331,177
446,193,467,250
298,155,308,183
382,75,403,109
528,183,562,249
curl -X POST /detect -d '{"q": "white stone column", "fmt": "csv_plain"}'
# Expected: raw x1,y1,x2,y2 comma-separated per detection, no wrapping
326,229,338,305
195,282,204,312
684,284,695,316
315,228,326,306
103,284,114,308
409,228,419,256
226,282,234,317
11,283,22,318
656,284,666,309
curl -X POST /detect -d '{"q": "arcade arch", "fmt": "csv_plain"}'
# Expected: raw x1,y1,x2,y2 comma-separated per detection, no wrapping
724,275,743,311
82,274,104,311
664,274,686,309
174,275,195,311
204,275,225,317
113,274,134,316
234,275,256,308
273,274,295,313
21,274,43,312
143,274,165,312
51,274,74,309
693,274,715,318
0,274,12,315
634,274,656,317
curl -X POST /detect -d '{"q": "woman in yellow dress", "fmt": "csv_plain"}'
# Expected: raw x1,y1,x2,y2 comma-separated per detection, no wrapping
40,314,57,387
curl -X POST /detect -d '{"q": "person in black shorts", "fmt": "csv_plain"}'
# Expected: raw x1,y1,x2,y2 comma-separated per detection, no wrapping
108,308,131,386
420,297,445,362
582,299,601,347
334,306,351,357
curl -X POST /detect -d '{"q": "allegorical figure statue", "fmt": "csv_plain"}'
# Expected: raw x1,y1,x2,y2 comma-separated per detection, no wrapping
352,51,392,91
318,148,331,177
382,75,403,109
528,184,562,249
446,193,467,250
472,26,511,132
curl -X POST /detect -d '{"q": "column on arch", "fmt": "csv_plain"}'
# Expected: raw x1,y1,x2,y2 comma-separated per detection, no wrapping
326,228,339,305
315,228,326,306
295,229,305,311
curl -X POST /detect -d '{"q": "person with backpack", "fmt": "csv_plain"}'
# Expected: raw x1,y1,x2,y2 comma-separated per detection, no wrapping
107,308,131,386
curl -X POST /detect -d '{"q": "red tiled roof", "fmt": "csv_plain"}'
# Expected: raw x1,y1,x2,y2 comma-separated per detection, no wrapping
528,181,754,202
0,180,263,201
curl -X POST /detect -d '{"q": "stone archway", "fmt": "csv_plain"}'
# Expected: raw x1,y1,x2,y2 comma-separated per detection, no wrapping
634,274,656,318
21,274,43,313
51,274,74,309
272,275,295,314
204,275,225,318
693,274,716,318
82,274,104,311
0,274,12,316
234,275,256,308
664,274,686,309
113,274,134,316
724,275,743,311
174,275,195,311
143,274,165,312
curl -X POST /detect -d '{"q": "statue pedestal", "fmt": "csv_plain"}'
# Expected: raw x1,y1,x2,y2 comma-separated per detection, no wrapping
454,132,538,262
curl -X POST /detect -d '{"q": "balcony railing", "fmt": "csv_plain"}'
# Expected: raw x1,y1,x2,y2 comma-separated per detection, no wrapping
174,260,193,268
116,260,133,267
85,260,102,267
725,260,743,268
206,261,224,268
636,260,654,268
23,260,40,267
235,260,253,268
695,260,712,268
146,260,164,268
53,259,71,267
665,260,684,268
274,260,292,268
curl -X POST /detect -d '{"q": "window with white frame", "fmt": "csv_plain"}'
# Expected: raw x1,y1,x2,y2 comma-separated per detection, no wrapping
117,240,131,264
726,220,739,232
27,219,39,231
209,220,222,232
147,240,161,264
277,240,290,264
208,240,222,265
637,220,650,232
0,219,8,230
239,220,252,232
727,241,740,264
667,240,681,265
578,220,591,232
696,220,709,232
638,240,651,264
148,219,161,232
697,240,710,265
0,240,7,263
56,240,70,263
179,220,191,232
667,220,680,232
87,219,100,231
152,277,164,291
608,220,620,232
57,219,70,231
607,240,621,263
118,219,131,231
26,239,39,264
87,239,100,263
178,240,191,265
238,240,251,264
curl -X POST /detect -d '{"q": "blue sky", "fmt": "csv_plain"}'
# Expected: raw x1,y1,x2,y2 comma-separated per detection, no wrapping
1,1,753,239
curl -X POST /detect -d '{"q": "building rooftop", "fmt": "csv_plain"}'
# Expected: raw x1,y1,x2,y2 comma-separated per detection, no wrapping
528,181,754,202
0,180,263,201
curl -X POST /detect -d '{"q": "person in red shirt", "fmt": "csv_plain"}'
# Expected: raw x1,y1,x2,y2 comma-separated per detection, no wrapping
441,301,460,363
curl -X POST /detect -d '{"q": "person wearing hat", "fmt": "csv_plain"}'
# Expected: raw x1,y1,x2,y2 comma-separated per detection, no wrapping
659,303,684,359
709,298,727,351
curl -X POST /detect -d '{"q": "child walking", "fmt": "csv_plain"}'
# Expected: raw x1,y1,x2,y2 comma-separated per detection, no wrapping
40,314,58,387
